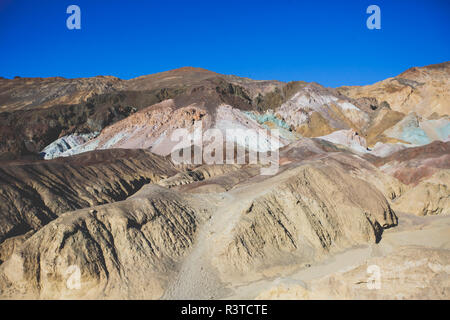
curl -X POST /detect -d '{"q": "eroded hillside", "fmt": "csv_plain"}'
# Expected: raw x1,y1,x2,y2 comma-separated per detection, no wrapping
0,63,448,300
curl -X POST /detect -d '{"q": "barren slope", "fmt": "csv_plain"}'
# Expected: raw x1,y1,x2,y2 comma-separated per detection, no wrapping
338,62,450,118
0,141,400,299
0,149,178,250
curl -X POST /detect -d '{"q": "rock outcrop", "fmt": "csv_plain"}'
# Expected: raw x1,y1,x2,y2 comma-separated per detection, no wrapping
392,170,450,216
40,132,99,159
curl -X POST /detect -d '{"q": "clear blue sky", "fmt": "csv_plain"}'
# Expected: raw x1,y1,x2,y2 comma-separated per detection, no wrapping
0,0,449,87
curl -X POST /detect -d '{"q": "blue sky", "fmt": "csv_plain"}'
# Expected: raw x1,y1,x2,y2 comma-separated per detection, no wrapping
0,0,449,87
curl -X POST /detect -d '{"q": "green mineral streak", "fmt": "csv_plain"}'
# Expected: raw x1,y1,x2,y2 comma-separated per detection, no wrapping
244,111,290,130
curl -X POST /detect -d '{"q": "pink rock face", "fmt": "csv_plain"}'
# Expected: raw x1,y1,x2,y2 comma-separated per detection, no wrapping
373,141,450,185
62,99,213,156
53,100,289,160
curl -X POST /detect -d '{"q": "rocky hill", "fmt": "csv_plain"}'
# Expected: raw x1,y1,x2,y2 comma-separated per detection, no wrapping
0,63,448,299
338,62,450,118
0,139,400,299
1,64,449,160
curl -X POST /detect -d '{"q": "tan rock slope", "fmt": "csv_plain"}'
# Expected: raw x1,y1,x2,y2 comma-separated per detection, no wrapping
0,185,206,299
338,62,450,118
392,170,450,216
0,76,122,112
